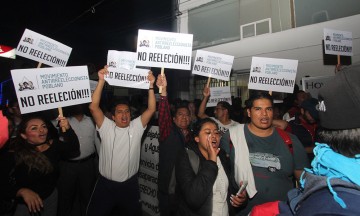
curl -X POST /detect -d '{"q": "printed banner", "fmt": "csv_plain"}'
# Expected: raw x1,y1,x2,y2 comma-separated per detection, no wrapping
324,28,353,56
302,75,334,98
0,45,16,59
139,126,160,216
16,29,72,67
104,67,150,89
248,57,298,93
11,66,91,114
192,50,234,81
136,29,193,70
107,50,137,70
207,86,232,107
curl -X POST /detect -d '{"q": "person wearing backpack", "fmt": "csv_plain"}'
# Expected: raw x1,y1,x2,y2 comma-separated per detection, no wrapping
220,91,309,216
175,118,246,216
250,63,360,216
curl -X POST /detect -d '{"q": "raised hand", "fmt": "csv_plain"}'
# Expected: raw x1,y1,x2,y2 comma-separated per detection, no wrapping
98,65,109,81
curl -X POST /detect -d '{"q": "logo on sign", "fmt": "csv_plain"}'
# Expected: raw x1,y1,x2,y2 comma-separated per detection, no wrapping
18,77,36,91
108,61,117,68
140,40,150,47
23,37,34,44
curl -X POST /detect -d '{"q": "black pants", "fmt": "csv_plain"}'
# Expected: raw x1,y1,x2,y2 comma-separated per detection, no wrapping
86,174,141,216
57,156,97,216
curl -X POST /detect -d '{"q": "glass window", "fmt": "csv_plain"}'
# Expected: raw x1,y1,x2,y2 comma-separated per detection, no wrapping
189,0,240,48
294,0,360,27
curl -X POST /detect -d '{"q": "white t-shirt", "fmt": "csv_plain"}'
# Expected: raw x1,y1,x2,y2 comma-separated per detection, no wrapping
211,117,239,134
97,116,145,182
212,157,229,216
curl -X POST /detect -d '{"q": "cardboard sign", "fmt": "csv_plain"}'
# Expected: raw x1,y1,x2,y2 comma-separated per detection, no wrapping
105,68,150,89
139,126,160,216
302,75,334,98
11,66,91,114
207,86,232,107
192,50,234,81
324,28,353,56
16,29,72,67
107,50,137,70
136,29,193,70
248,57,298,93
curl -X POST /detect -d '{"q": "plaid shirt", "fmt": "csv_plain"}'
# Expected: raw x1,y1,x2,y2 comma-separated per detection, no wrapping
158,96,173,142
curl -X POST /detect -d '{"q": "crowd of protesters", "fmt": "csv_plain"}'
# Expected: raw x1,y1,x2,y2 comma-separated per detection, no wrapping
0,62,359,216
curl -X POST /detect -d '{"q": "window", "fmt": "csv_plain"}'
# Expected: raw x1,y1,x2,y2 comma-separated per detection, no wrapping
189,0,240,49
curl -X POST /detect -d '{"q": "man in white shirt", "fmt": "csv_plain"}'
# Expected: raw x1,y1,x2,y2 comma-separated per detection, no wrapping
87,65,156,216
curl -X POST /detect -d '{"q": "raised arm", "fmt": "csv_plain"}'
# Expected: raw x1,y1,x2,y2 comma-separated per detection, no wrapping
156,74,172,142
198,85,210,119
89,66,107,128
140,71,156,127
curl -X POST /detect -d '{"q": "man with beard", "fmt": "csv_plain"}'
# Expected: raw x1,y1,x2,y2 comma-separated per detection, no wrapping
220,91,309,216
286,98,319,160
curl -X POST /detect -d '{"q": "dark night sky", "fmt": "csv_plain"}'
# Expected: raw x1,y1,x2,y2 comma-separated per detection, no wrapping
1,0,174,69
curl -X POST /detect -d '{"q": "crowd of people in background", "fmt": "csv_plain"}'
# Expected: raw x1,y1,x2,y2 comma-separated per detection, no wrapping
0,63,359,216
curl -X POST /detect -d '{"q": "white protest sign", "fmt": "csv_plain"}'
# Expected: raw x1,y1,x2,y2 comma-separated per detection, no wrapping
11,66,91,114
107,50,137,70
16,29,72,67
192,50,234,81
324,28,353,56
89,80,98,95
139,126,160,216
302,75,334,98
136,29,193,70
248,57,298,93
105,68,150,89
207,86,232,107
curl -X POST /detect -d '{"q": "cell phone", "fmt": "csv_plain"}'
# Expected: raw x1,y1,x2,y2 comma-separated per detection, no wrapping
236,180,248,196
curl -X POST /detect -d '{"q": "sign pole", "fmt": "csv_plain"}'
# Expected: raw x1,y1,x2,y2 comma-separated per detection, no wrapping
159,67,164,93
58,107,66,132
206,77,211,88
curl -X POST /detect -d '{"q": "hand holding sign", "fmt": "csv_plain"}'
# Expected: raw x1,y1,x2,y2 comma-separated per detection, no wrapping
147,71,155,86
156,74,167,96
56,115,70,132
98,65,109,80
203,85,210,98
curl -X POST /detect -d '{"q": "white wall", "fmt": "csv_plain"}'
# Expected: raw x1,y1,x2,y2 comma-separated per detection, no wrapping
177,0,360,88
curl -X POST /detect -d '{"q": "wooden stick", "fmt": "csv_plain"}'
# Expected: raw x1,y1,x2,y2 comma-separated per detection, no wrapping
37,62,42,68
336,55,341,73
206,77,211,88
58,107,66,132
269,91,272,96
159,67,164,94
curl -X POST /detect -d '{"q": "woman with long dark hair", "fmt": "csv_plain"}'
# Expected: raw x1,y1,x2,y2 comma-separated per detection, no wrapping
0,115,79,216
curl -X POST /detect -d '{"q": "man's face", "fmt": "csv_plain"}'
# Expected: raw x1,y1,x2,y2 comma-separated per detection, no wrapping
247,98,273,131
112,104,131,128
214,105,226,119
173,108,190,130
302,109,316,125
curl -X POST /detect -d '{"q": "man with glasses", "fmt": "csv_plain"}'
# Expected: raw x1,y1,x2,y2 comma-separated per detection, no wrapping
156,74,193,216
198,85,240,134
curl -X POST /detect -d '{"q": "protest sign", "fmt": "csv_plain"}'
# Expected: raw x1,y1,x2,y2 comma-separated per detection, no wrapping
0,45,16,59
107,50,137,70
207,86,232,107
248,57,298,93
11,66,91,114
302,75,334,98
192,50,234,81
105,67,150,89
136,29,193,70
16,29,72,67
324,28,353,56
89,80,98,95
139,126,160,216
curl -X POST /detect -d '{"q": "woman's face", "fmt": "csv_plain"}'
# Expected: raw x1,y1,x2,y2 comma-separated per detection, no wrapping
196,122,221,152
20,119,48,145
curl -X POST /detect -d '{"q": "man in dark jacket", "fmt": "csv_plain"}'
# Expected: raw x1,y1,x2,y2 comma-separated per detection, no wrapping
156,74,192,216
